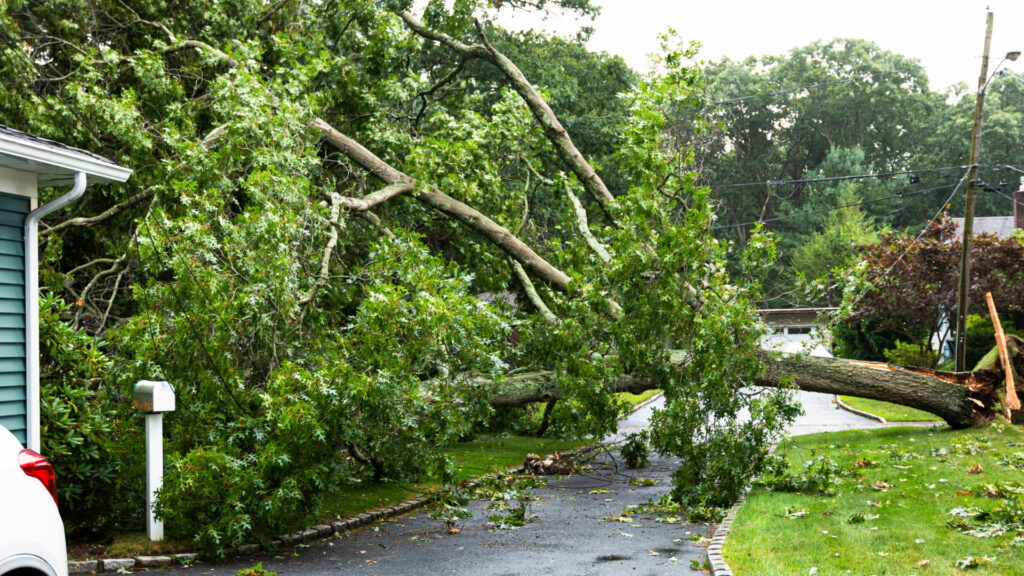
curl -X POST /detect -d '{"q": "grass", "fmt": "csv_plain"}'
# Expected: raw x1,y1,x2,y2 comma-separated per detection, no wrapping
617,389,661,410
839,395,940,422
726,423,1024,576
317,435,589,520
103,532,194,559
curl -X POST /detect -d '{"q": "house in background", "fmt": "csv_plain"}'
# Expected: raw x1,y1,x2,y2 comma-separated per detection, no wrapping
951,178,1024,240
759,307,835,357
940,179,1024,359
0,125,131,450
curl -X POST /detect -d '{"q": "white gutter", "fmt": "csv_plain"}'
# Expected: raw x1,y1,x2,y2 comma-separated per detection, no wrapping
24,172,87,452
0,134,132,185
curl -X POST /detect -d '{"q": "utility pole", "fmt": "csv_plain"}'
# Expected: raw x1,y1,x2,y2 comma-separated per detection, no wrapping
954,11,994,372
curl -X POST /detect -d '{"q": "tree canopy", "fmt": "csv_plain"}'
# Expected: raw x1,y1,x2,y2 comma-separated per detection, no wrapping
1,0,798,551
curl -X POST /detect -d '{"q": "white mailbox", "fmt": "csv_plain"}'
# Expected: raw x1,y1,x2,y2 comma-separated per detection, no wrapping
133,380,175,541
133,380,175,413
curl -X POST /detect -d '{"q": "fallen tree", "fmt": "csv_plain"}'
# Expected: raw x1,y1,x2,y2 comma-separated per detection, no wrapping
6,0,1022,550
754,352,1004,429
481,341,1020,430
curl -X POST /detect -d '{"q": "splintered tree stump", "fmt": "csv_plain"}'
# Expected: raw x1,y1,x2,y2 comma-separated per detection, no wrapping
986,293,1021,416
523,452,575,475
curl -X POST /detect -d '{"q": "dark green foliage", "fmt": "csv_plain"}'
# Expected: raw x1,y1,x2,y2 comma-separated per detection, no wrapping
38,294,141,531
832,316,907,362
883,340,940,369
155,364,353,555
620,430,650,469
965,314,1022,370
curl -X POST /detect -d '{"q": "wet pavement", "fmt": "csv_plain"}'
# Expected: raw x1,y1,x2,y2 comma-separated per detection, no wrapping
162,449,711,576
787,390,893,435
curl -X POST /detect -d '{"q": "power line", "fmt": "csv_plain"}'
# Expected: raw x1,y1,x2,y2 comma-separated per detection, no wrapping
713,181,959,230
709,165,975,190
993,189,1024,209
872,170,969,283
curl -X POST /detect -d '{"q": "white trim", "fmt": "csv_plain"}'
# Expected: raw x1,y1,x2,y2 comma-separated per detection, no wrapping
25,172,88,452
0,165,37,198
0,134,131,184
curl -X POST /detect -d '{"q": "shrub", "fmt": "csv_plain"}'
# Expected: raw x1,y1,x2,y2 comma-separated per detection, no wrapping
156,363,349,556
156,448,261,555
964,314,1022,370
38,294,140,531
621,430,650,468
833,316,908,361
883,340,939,368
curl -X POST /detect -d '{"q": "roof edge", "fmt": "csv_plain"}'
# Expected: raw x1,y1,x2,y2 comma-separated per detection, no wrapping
0,133,132,185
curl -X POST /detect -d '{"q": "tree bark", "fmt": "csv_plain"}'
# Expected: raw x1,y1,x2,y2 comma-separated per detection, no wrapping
484,350,1008,430
751,351,1000,429
313,118,572,292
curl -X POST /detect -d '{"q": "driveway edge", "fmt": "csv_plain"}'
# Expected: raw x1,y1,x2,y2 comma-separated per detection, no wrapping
706,487,748,576
706,439,783,576
833,394,887,423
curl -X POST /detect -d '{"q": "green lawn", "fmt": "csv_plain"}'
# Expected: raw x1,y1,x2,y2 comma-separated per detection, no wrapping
840,395,940,422
617,389,661,411
726,424,1024,576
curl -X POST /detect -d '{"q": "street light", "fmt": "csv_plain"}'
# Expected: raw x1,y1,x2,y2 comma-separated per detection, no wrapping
953,12,1021,371
984,51,1021,90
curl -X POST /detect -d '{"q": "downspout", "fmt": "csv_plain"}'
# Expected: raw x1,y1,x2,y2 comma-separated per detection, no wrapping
25,171,87,452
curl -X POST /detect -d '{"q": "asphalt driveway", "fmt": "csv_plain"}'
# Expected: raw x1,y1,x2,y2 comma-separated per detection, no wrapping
162,449,710,576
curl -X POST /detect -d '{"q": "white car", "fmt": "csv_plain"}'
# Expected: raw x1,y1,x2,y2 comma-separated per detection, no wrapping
0,425,67,576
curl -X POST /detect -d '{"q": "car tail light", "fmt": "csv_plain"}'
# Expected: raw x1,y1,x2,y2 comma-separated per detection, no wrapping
19,449,58,507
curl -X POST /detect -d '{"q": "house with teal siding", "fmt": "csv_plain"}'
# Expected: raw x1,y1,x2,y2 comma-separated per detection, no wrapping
0,126,131,450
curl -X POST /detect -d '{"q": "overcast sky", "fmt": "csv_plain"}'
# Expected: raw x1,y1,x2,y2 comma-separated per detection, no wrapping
497,0,1024,92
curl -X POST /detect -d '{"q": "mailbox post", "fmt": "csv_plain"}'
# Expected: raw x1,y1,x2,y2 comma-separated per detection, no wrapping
133,381,175,542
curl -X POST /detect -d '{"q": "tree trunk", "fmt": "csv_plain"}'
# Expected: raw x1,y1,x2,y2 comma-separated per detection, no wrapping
484,348,1015,430
751,351,1002,429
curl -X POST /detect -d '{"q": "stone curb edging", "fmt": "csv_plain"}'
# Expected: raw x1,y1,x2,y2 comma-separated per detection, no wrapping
69,554,199,574
630,391,664,412
706,487,749,576
68,442,609,574
833,394,887,423
706,440,782,576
